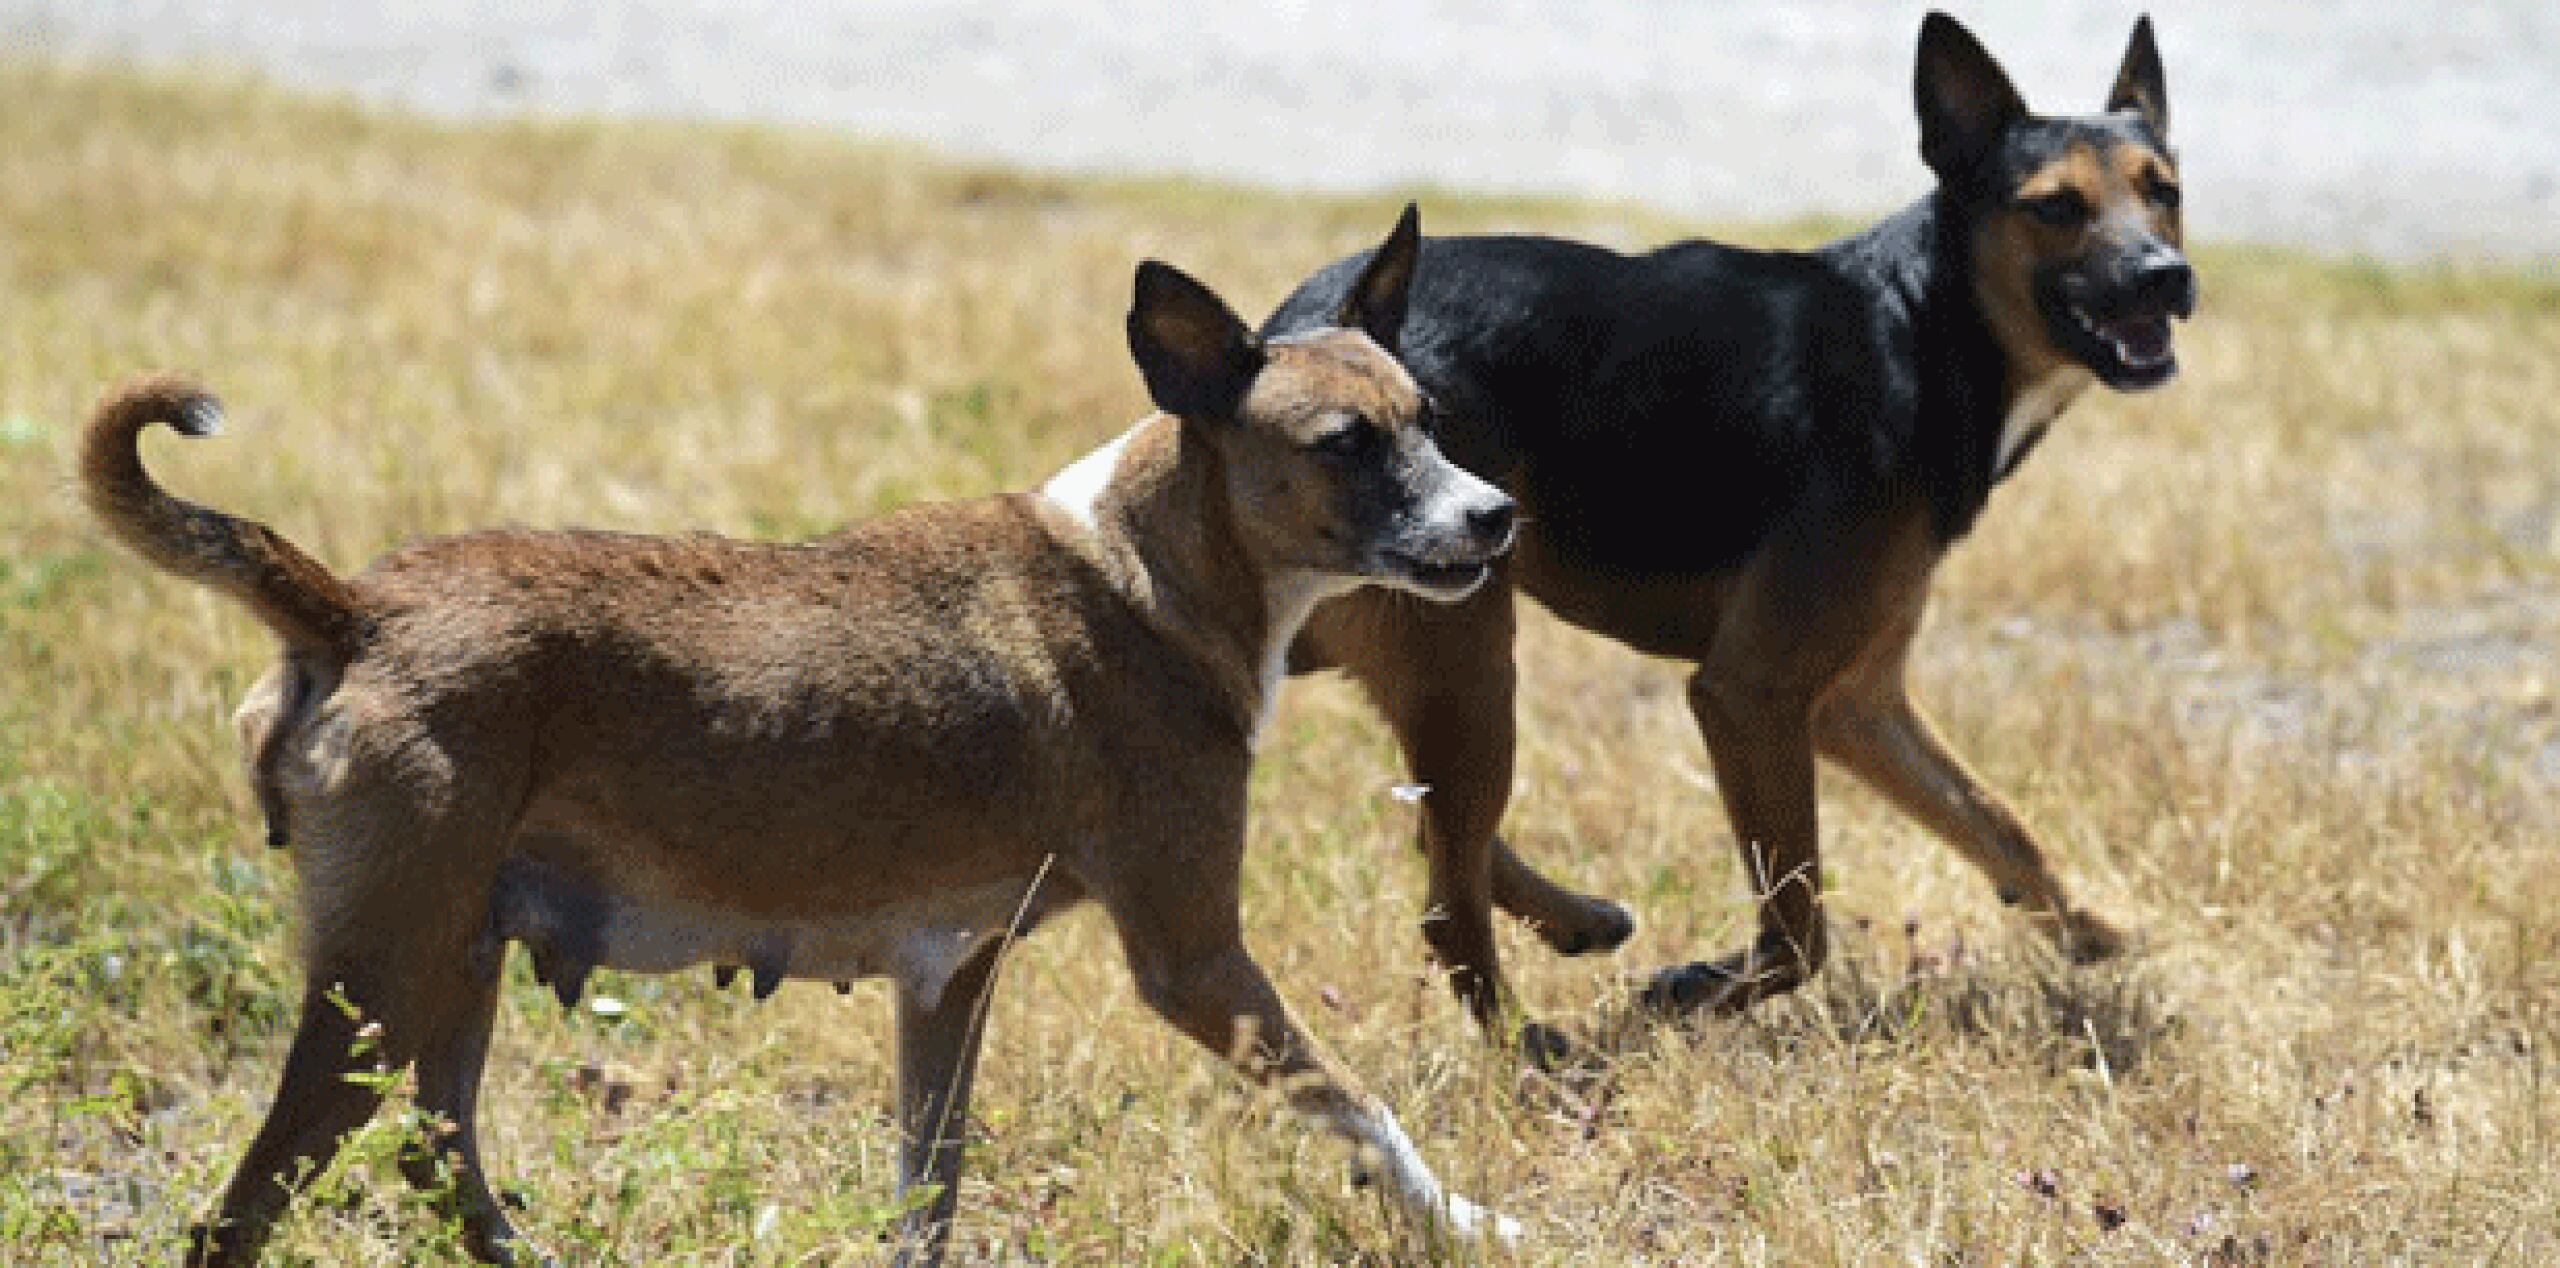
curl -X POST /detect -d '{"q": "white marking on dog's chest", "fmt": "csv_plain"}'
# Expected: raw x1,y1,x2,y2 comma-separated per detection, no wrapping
1254,573,1360,746
1039,423,1141,532
1996,368,2094,479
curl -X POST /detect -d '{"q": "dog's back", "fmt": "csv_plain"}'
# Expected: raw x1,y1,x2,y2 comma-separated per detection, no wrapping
1267,226,1931,588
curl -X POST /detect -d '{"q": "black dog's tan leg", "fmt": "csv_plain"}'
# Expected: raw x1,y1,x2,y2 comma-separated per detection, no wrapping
1642,671,1828,1015
1340,589,1508,1035
1303,583,1633,1037
396,963,537,1265
889,945,1004,1268
1492,837,1633,957
1815,652,2125,962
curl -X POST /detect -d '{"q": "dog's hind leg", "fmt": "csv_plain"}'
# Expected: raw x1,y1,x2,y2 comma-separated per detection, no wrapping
1642,669,1830,1016
191,926,500,1264
888,944,1003,1268
187,977,403,1266
192,747,522,1266
396,948,539,1264
1814,640,2126,963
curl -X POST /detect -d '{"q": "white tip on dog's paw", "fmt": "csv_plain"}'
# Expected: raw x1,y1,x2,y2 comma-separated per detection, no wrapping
1445,1194,1525,1247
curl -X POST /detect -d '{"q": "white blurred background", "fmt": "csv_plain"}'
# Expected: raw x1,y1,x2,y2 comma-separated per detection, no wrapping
7,0,2555,259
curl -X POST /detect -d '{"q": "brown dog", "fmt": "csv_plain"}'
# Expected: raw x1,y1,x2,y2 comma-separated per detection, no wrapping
85,208,1523,1264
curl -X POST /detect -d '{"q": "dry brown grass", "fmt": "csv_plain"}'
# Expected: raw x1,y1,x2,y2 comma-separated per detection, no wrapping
4,64,2557,1263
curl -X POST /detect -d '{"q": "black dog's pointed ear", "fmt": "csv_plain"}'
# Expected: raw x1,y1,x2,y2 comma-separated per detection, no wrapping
1915,11,2027,180
2106,15,2168,139
1334,202,1421,354
1128,260,1264,422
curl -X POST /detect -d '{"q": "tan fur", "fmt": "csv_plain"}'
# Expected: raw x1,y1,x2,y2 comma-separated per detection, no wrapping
1306,489,2127,1030
95,232,1520,1265
80,375,367,659
81,376,366,844
1973,138,2184,409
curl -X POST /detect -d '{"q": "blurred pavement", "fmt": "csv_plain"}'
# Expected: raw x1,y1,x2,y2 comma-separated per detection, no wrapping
8,0,2556,260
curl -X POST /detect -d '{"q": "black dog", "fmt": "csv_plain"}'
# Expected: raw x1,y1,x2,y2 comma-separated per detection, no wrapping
1265,12,2193,1038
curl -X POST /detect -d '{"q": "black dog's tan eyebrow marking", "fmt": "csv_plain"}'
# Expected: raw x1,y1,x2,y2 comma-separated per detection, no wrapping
2111,144,2177,190
2017,143,2103,201
2016,139,2177,222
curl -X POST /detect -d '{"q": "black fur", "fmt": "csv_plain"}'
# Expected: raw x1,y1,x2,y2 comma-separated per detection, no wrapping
1265,197,2007,587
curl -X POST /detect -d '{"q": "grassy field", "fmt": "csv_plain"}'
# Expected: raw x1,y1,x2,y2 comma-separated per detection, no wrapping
4,64,2557,1264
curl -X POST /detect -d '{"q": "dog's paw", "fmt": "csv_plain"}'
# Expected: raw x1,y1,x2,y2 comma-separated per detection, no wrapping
1515,1019,1576,1071
1445,1192,1525,1247
2056,908,2132,964
1637,958,1735,1015
1536,897,1636,957
181,1222,223,1268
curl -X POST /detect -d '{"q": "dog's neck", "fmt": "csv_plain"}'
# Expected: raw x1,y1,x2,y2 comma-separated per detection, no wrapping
1830,192,2094,542
1041,416,1339,744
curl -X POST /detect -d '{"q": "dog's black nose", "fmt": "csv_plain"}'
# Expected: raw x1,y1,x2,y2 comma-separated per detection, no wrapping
1468,498,1517,546
2132,250,2197,318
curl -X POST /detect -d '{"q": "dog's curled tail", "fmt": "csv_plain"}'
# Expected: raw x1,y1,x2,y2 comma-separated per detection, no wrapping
80,374,367,660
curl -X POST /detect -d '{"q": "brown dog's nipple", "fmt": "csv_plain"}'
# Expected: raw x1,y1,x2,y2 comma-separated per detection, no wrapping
748,934,792,1001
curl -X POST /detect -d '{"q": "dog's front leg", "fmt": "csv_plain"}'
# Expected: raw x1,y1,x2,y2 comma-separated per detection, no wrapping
1815,667,2127,962
1108,900,1521,1246
888,945,1005,1268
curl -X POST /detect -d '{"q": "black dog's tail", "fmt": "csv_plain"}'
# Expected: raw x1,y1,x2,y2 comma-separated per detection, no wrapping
79,374,368,660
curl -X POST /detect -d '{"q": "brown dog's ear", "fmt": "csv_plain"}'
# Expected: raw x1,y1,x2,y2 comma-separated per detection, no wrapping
1128,260,1265,422
2106,15,2168,139
1915,11,2026,180
1334,202,1421,354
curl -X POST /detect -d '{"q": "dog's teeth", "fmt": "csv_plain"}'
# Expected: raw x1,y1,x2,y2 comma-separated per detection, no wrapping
713,964,739,990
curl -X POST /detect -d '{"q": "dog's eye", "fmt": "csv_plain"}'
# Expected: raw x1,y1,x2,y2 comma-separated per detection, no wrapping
2021,191,2091,229
2146,178,2183,211
1313,422,1382,460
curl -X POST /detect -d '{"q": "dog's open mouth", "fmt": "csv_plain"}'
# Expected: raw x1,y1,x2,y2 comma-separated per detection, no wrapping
1383,552,1493,600
2054,301,2182,389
